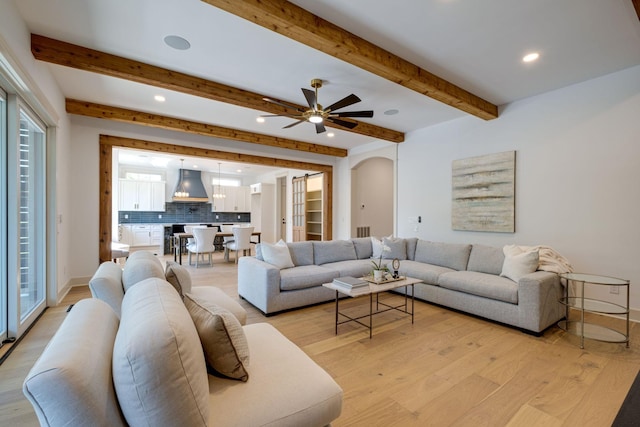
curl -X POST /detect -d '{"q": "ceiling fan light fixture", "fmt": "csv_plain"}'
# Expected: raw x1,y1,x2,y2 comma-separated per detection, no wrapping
309,114,324,123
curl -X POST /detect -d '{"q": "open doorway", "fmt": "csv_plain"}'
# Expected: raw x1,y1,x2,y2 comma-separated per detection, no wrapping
351,157,393,238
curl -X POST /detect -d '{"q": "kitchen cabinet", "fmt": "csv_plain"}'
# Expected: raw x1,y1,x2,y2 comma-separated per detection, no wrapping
119,180,165,211
118,224,164,253
211,186,251,212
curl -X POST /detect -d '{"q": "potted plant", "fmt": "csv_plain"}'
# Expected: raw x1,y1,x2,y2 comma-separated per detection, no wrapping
371,243,390,281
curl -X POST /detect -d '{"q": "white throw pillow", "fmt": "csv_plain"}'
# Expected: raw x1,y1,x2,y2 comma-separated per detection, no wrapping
371,235,392,259
500,245,539,282
261,239,294,269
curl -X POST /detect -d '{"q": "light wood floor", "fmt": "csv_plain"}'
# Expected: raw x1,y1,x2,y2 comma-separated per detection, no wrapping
1,251,638,426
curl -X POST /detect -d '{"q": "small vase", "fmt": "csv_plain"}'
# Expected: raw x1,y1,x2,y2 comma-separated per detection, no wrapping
373,270,384,281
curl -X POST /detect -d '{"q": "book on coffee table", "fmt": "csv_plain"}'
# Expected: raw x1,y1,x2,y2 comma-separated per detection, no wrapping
332,276,369,289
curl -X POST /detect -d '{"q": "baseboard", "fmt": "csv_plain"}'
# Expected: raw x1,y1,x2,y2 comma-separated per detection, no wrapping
55,276,91,305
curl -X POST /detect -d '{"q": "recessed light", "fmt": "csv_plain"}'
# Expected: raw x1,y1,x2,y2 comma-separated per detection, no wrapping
327,132,335,138
164,35,191,51
236,169,242,173
256,117,265,123
384,109,399,116
192,165,198,168
154,95,166,102
522,52,540,63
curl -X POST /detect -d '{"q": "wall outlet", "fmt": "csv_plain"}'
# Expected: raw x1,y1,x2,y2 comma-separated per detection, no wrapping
610,286,619,294
158,214,162,219
124,214,128,219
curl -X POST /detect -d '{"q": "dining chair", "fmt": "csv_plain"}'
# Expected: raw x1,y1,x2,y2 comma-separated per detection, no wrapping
221,224,235,260
187,227,216,267
225,226,254,263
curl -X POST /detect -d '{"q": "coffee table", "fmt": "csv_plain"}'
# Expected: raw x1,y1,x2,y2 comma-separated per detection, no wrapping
323,276,422,338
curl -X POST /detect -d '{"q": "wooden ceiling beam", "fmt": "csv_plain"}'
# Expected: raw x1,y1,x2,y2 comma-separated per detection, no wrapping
31,34,404,143
66,99,347,157
633,0,640,22
201,0,498,121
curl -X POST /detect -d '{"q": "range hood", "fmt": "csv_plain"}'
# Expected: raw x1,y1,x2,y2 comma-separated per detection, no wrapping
172,169,209,202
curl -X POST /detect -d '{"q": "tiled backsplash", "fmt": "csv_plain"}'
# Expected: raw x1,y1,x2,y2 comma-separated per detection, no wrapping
119,202,250,224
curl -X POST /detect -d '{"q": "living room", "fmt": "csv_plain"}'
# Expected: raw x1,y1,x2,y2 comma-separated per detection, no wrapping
1,0,640,426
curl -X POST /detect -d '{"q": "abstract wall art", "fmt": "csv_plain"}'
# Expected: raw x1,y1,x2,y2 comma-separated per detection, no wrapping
451,150,515,233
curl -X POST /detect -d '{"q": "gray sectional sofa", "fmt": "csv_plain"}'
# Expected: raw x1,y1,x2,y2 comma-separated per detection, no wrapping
238,237,564,334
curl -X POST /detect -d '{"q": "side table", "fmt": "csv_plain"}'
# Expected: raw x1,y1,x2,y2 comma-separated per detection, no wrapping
558,272,630,349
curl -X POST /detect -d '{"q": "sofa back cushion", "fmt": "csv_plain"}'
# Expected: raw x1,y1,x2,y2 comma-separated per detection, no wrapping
381,237,407,260
113,278,209,426
287,241,314,266
122,256,165,292
405,238,418,261
313,240,357,265
414,240,472,271
23,298,126,427
351,237,373,259
89,261,125,317
467,244,505,275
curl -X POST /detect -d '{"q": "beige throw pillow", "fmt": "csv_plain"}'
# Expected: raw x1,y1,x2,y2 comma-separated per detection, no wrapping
500,245,539,282
165,261,192,296
184,294,250,382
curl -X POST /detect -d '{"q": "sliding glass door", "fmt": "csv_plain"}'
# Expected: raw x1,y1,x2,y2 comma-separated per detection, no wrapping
6,97,47,338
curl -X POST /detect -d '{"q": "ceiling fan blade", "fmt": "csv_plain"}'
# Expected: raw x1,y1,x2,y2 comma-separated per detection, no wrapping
327,117,358,129
331,110,374,118
283,119,306,129
302,88,317,109
262,97,305,112
315,122,326,134
325,93,361,112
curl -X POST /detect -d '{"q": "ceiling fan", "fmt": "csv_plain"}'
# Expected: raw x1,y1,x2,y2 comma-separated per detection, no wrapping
261,79,374,134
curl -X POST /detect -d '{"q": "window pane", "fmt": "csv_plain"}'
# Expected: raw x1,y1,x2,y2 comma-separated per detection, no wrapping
18,109,45,320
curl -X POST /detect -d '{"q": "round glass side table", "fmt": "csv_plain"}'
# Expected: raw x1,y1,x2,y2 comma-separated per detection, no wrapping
558,272,630,349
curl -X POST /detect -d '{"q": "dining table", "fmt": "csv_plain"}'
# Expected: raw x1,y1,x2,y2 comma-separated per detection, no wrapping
173,231,261,265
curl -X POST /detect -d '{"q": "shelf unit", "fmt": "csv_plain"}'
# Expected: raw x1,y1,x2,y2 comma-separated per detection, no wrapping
558,272,630,349
305,177,323,241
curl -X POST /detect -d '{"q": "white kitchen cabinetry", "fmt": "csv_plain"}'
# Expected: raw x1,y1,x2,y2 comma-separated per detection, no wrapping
119,224,164,254
211,186,251,212
119,180,165,211
250,183,275,243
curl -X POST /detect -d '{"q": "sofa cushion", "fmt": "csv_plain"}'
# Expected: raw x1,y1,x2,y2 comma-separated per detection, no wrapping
322,259,374,278
187,286,247,326
405,238,418,261
208,323,343,427
88,261,124,317
438,271,519,304
382,237,407,260
287,241,314,266
165,260,192,295
313,240,357,265
261,240,295,269
122,257,165,292
501,246,539,282
280,265,339,291
414,240,472,271
399,260,455,285
113,278,209,426
351,237,373,259
184,294,250,382
467,244,505,276
23,299,126,427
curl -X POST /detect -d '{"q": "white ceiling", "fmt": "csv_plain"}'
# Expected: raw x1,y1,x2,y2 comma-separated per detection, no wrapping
14,0,640,162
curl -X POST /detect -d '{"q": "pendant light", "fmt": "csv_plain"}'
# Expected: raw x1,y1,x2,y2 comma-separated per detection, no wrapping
174,159,189,198
212,162,226,199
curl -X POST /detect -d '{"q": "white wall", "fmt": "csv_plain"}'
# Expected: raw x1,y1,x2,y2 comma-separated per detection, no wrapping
0,1,71,302
397,64,640,313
